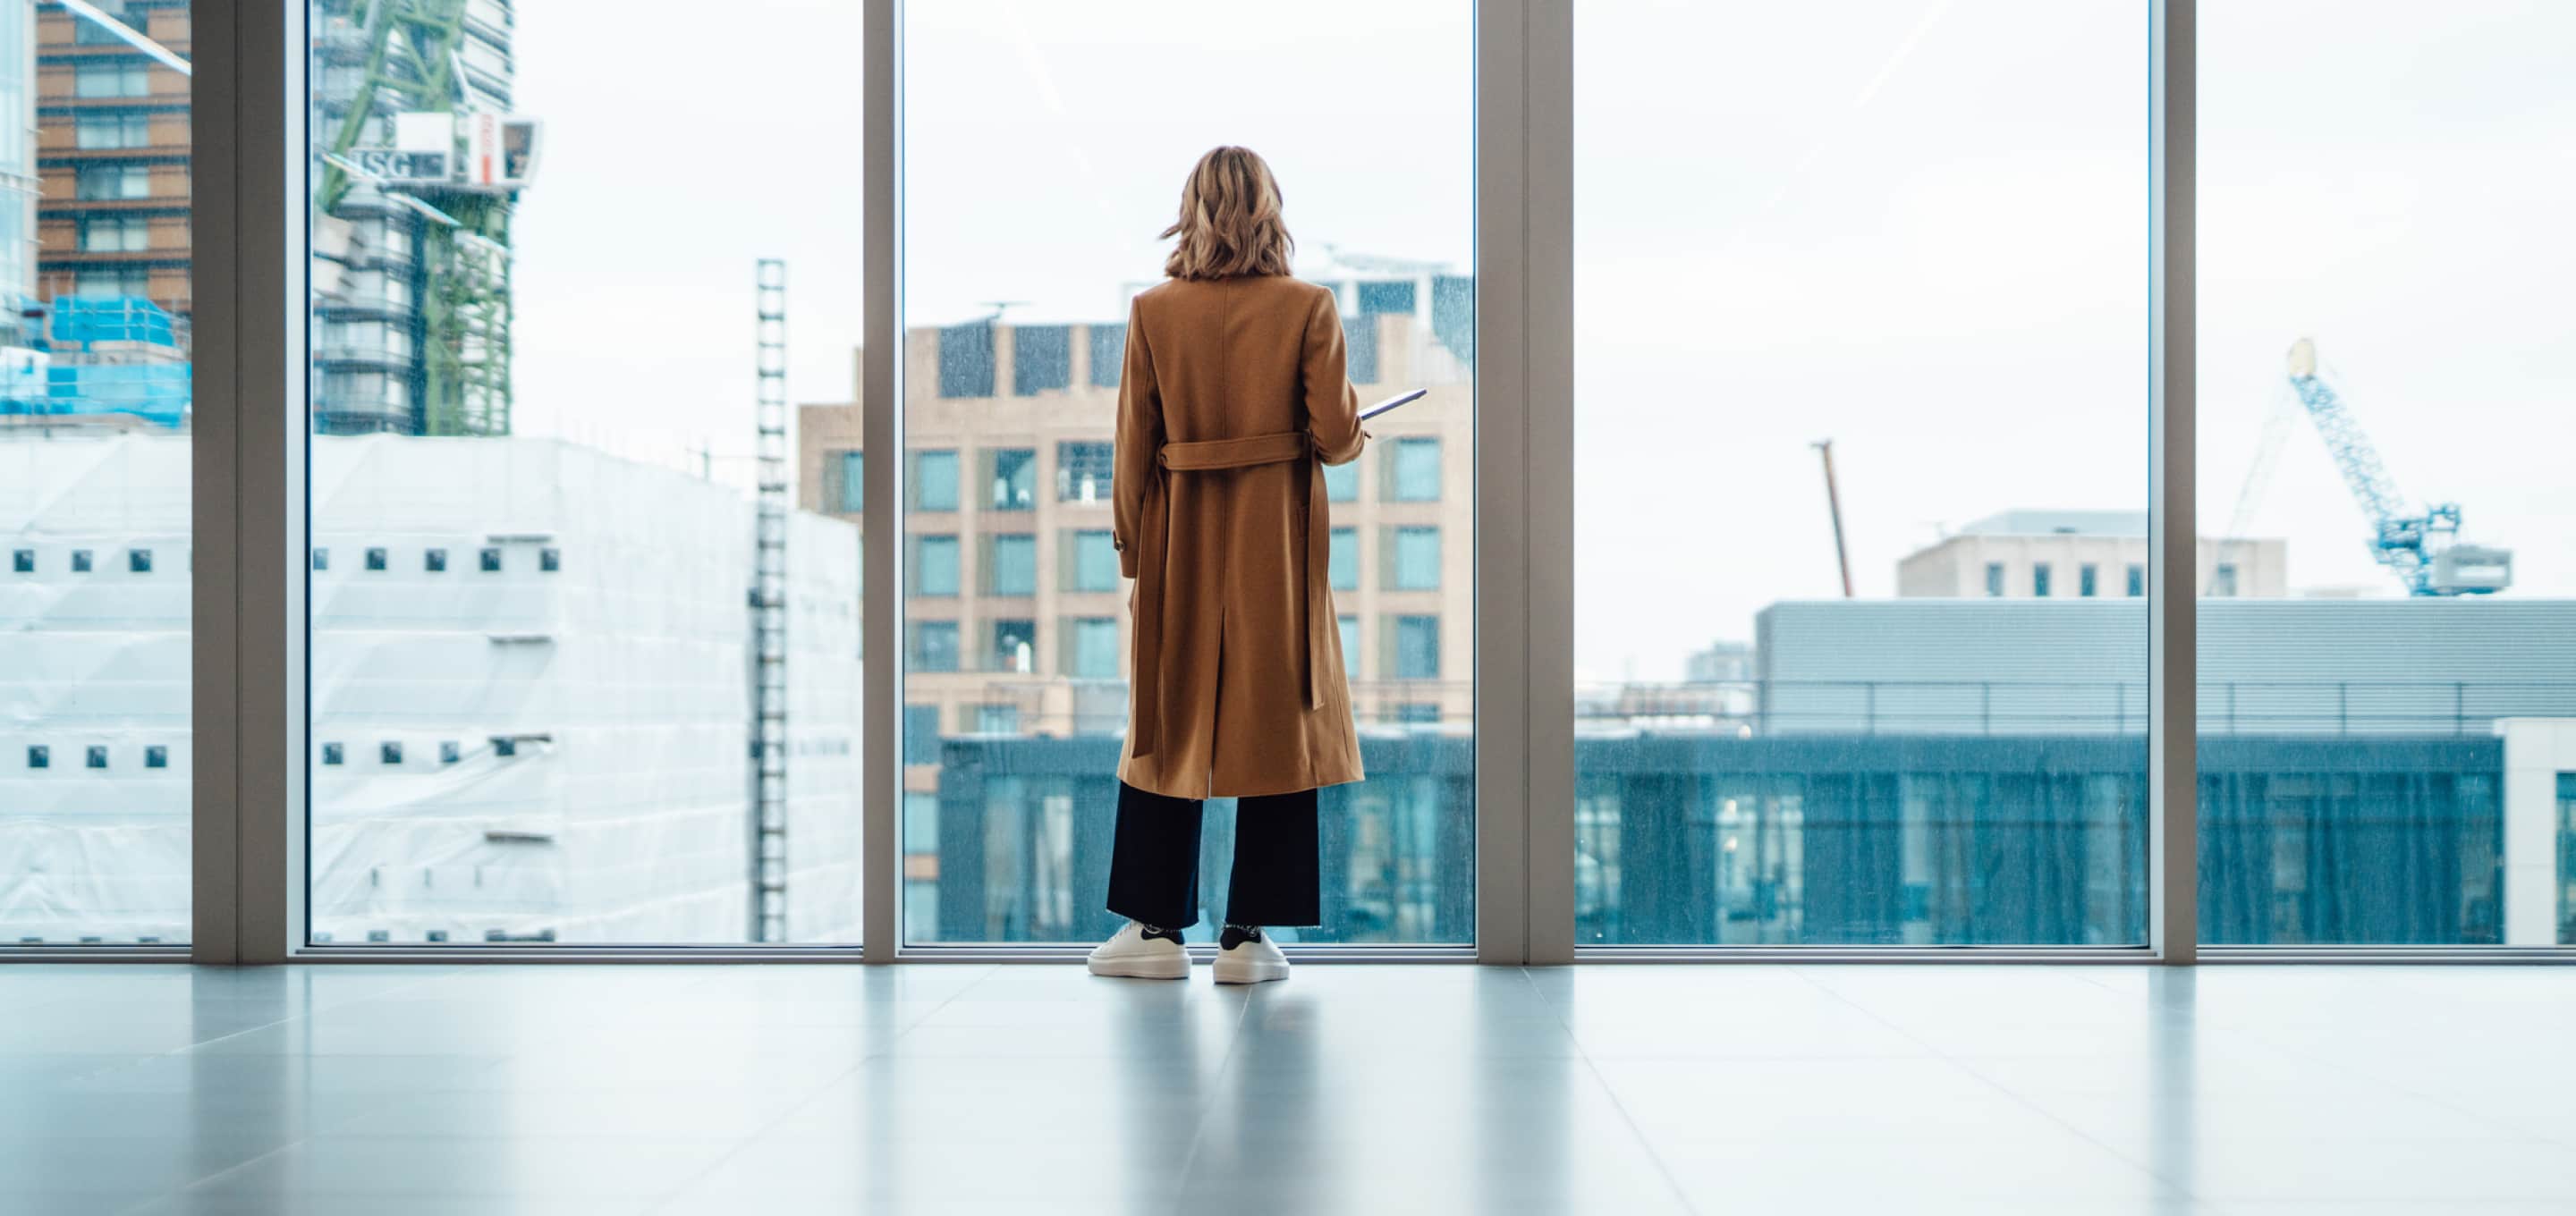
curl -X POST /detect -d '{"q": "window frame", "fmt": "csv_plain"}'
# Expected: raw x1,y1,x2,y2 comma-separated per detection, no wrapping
141,0,2320,967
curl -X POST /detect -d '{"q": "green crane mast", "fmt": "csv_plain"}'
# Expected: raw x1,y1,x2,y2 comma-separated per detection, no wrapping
316,0,520,437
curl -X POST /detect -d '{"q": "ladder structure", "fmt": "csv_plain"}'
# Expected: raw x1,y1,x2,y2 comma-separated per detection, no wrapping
750,259,791,942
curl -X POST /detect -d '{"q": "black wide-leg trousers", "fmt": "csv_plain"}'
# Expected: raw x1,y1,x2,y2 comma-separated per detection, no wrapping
1106,781,1321,930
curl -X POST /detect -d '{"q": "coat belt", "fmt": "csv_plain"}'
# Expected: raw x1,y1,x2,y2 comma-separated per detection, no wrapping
1131,431,1331,762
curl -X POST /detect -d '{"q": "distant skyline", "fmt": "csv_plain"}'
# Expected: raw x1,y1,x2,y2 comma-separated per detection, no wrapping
501,0,2573,683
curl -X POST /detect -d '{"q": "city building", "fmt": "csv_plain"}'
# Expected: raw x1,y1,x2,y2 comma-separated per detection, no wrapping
931,595,2576,948
33,0,191,313
0,0,37,345
1898,509,2289,599
801,280,1474,936
1,432,862,944
309,0,531,435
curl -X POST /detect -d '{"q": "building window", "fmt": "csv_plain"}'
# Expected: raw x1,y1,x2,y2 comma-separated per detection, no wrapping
1066,530,1120,593
1984,562,2004,597
312,548,328,571
365,547,387,571
1389,526,1440,590
2213,562,2240,597
71,550,94,573
321,743,344,766
75,164,152,200
74,269,150,300
1330,527,1359,590
79,215,150,252
834,450,864,513
75,114,153,150
902,705,942,764
75,63,153,97
2032,562,2052,597
479,548,502,572
1088,323,1127,388
907,621,961,672
988,620,1037,673
1067,617,1119,679
1057,441,1114,502
425,548,447,572
1356,280,1418,315
975,705,1021,734
438,741,461,764
128,549,150,573
1345,313,1381,384
87,747,109,770
1012,325,1072,396
27,746,47,769
1432,274,1475,366
2558,773,2576,944
145,746,167,769
1389,437,1441,502
986,448,1037,511
1338,614,1360,678
540,547,562,572
2080,563,2098,597
380,742,403,764
1392,615,1440,680
909,536,960,596
986,534,1037,596
2126,563,2145,596
1323,460,1359,502
937,320,996,397
910,450,960,511
12,549,30,573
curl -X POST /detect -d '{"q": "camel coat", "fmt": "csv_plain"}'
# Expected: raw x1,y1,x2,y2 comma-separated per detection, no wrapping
1113,274,1368,800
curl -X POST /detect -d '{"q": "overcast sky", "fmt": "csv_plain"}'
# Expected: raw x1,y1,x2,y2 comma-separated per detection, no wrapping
505,0,2575,683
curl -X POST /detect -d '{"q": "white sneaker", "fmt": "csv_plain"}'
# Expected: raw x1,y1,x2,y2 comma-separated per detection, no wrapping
1212,927,1290,984
1087,920,1191,979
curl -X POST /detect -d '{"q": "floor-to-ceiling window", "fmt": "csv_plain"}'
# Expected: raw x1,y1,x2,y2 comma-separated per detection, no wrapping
298,0,865,946
2196,1,2576,947
1572,0,2153,946
900,0,1475,946
2,0,194,948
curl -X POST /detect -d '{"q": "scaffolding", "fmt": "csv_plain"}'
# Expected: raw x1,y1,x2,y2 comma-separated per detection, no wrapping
750,259,790,942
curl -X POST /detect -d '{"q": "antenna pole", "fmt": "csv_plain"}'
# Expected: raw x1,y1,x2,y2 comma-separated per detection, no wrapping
1814,439,1855,598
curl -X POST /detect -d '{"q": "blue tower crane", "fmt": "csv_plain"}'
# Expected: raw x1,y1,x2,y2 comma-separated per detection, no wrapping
2284,338,2510,596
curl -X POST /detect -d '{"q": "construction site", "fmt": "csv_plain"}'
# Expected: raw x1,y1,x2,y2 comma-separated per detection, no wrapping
0,0,538,436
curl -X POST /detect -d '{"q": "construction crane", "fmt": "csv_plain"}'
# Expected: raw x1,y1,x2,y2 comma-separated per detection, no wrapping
313,0,539,437
2283,338,2511,596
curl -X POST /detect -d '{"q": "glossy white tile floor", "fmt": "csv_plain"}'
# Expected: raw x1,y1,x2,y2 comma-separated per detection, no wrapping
4,963,2574,1214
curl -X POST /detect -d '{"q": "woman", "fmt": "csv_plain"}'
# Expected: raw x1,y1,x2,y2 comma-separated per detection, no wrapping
1085,146,1368,984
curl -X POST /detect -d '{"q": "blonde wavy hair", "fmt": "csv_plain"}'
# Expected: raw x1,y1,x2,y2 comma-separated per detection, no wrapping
1161,146,1295,281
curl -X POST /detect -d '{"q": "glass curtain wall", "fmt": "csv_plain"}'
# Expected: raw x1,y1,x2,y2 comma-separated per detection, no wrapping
1572,0,2153,946
299,0,866,945
901,0,1475,946
2195,1,2576,947
2,0,193,947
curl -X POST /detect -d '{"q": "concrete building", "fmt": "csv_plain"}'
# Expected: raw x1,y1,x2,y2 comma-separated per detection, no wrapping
33,0,192,314
802,284,1474,933
1898,509,2288,599
928,596,2576,948
1,432,863,945
801,297,1474,734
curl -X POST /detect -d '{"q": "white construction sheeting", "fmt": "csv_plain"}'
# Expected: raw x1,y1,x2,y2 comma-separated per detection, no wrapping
2,433,863,945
